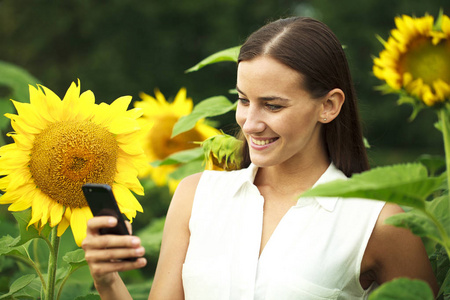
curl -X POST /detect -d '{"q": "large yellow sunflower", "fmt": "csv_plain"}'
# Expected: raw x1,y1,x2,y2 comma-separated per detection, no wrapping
0,81,147,246
373,14,450,106
134,88,220,191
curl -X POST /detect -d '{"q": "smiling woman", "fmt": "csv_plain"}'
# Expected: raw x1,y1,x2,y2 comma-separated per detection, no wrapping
82,17,438,300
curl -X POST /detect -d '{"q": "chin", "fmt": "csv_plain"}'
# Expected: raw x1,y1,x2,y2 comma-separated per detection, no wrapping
249,155,278,168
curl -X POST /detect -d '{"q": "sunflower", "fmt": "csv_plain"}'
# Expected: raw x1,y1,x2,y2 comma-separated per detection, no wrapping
201,133,243,171
0,81,147,246
134,88,220,191
373,13,450,106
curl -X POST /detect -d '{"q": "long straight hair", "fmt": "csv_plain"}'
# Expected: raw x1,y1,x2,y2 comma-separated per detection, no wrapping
237,17,369,177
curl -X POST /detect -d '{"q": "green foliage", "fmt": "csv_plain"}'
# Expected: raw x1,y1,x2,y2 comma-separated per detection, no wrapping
171,96,237,138
185,46,241,73
0,274,36,299
368,278,435,300
0,210,92,299
0,61,41,146
137,217,165,258
301,163,445,209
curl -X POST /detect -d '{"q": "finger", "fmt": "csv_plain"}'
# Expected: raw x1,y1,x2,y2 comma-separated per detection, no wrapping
125,221,132,235
82,234,142,251
86,216,117,235
89,257,147,277
84,246,146,263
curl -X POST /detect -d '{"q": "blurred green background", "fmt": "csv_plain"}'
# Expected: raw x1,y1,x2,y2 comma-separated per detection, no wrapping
1,0,450,298
1,0,450,167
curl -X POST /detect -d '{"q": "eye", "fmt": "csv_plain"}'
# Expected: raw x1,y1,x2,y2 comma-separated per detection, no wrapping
265,103,283,111
238,98,250,105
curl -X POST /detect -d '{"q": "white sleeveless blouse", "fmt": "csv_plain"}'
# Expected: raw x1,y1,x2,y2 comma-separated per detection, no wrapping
182,163,385,300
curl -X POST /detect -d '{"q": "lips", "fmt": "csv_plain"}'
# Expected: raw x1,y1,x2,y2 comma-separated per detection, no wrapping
250,137,278,146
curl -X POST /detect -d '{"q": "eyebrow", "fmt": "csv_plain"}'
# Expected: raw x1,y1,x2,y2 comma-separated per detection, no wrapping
236,86,290,102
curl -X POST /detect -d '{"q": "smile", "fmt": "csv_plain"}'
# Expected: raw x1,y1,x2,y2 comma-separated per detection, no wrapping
251,137,278,146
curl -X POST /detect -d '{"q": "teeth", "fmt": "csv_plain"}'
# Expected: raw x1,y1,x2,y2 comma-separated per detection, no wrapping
252,138,276,146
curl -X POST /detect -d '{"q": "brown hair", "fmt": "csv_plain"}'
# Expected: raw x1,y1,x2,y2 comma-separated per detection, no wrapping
237,17,369,176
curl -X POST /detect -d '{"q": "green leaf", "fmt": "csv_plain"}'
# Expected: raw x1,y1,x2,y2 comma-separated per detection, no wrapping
433,8,444,31
427,195,450,236
439,268,450,298
368,278,434,300
0,235,32,262
151,147,203,167
0,61,40,133
63,249,87,266
0,61,40,102
0,274,35,299
12,210,51,247
300,164,445,209
185,46,241,73
58,264,93,300
171,96,237,138
168,158,204,180
416,154,445,176
429,244,449,297
384,210,441,242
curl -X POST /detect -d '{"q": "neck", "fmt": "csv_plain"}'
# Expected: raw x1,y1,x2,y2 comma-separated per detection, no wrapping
254,156,330,196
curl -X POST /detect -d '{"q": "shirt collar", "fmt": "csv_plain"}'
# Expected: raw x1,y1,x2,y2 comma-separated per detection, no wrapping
307,163,347,212
231,163,347,212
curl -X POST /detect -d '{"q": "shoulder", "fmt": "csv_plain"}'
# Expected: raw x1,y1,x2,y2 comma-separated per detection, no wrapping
163,172,204,227
170,172,203,212
363,203,438,293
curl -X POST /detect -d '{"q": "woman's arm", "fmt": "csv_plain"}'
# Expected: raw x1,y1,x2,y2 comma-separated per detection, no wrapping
82,217,147,299
148,172,202,300
363,203,439,295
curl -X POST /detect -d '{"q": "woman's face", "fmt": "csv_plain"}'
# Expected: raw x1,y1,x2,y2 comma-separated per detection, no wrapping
236,56,325,168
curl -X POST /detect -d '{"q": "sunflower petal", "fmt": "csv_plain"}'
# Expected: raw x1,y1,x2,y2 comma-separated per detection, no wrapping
112,183,143,213
70,207,91,246
50,203,65,227
57,208,72,236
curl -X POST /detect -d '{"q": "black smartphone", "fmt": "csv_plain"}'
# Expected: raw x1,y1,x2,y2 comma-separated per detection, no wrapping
82,183,130,236
82,183,137,262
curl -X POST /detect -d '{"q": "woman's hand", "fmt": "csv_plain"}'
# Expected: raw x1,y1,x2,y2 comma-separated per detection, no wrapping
82,216,147,289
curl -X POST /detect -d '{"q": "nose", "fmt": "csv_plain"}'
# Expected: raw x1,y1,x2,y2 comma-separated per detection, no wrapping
236,104,266,134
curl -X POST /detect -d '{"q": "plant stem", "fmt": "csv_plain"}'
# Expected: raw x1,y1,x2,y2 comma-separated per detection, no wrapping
440,109,450,194
45,227,60,300
438,108,450,255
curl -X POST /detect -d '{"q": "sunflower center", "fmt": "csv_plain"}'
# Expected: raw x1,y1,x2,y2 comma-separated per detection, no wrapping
30,120,118,208
148,115,204,159
400,37,450,86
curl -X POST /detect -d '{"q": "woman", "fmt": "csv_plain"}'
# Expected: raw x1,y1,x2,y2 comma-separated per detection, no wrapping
82,17,438,299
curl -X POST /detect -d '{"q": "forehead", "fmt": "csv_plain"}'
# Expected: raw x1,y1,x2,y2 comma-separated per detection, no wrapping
237,56,305,94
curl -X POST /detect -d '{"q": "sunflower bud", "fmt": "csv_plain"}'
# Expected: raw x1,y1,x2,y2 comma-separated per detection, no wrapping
201,133,243,171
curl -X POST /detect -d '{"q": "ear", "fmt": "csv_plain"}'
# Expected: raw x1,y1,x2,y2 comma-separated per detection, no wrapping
319,88,345,123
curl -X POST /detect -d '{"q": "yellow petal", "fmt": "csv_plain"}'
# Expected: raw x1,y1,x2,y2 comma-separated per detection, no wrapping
114,171,144,195
29,85,55,123
8,188,35,211
28,193,49,228
11,100,47,131
38,85,63,121
112,183,143,213
50,203,65,227
4,167,32,191
6,132,34,150
70,207,91,246
57,208,72,236
108,117,140,135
